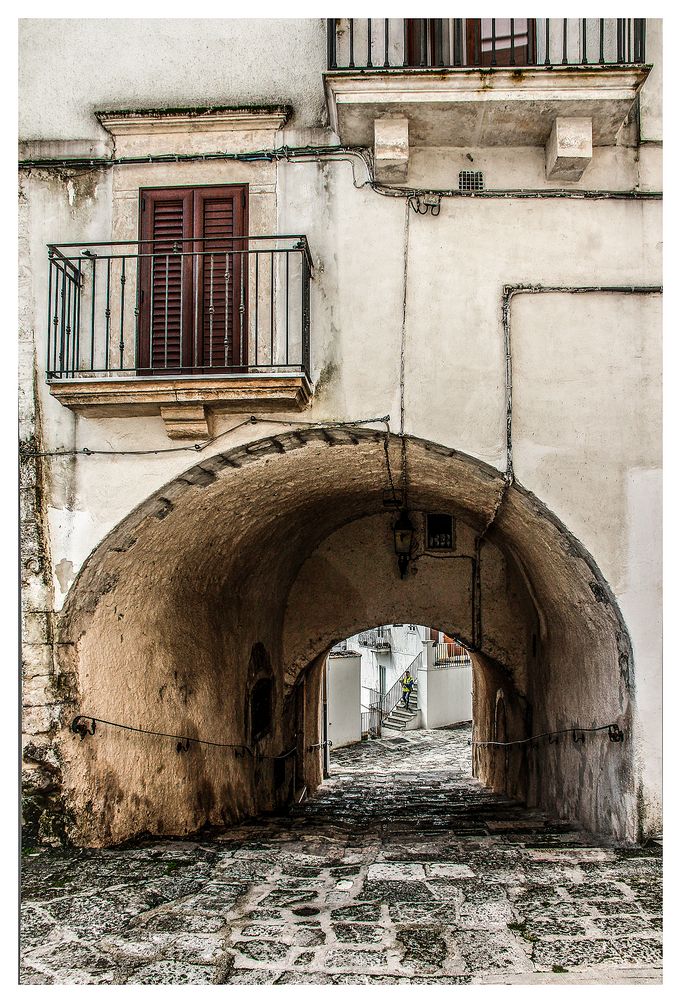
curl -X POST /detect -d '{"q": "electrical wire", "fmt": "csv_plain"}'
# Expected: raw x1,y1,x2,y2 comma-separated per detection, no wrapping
382,432,400,505
473,722,624,747
23,414,392,459
19,143,662,203
71,714,253,754
71,714,298,760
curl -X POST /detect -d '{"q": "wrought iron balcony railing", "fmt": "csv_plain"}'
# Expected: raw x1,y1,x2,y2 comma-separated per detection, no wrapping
433,642,472,668
46,236,312,381
358,627,391,650
327,18,646,71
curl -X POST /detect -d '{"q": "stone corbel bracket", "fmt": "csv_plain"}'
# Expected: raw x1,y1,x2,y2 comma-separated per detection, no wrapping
545,117,593,181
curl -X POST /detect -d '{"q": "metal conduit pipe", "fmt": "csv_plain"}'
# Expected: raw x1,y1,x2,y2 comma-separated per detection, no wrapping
501,284,663,480
473,283,663,651
19,145,662,201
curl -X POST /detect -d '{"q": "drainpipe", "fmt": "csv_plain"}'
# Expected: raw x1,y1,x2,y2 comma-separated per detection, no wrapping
322,658,330,778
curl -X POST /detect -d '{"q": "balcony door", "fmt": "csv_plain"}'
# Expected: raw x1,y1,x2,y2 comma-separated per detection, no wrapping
405,18,536,67
137,184,248,373
465,19,536,66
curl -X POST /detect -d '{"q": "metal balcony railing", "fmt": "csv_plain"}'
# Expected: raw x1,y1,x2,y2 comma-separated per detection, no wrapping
46,236,312,381
327,18,647,71
361,705,381,738
358,627,391,650
433,642,471,667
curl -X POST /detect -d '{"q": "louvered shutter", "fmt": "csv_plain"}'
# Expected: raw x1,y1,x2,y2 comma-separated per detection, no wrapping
138,188,192,371
194,188,247,369
137,185,247,372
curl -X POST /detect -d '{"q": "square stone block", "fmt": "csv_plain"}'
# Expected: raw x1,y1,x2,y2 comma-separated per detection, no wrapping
374,118,409,184
545,117,593,181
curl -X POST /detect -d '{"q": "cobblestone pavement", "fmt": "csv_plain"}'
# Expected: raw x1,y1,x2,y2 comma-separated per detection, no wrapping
21,724,662,984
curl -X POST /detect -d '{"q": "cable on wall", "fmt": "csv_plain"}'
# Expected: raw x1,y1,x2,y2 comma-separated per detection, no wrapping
473,722,625,748
22,414,393,459
399,200,410,508
71,714,298,761
501,284,663,482
19,143,663,204
471,283,662,649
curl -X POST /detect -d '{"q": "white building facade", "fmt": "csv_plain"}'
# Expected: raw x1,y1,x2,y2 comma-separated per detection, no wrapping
19,18,662,847
327,625,473,746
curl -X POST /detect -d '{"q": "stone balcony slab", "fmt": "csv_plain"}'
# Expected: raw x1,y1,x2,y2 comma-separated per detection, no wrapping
48,372,312,438
324,66,650,149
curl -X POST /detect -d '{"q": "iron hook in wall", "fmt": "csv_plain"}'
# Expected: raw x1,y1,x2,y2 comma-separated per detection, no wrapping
71,715,96,739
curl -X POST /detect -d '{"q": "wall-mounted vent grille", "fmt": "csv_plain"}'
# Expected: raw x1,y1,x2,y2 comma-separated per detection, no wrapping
459,170,484,192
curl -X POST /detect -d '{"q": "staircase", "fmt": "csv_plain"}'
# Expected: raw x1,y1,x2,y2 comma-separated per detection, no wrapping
381,681,420,734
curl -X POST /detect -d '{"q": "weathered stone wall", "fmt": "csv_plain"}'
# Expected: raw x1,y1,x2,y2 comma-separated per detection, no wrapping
20,173,71,845
43,432,637,845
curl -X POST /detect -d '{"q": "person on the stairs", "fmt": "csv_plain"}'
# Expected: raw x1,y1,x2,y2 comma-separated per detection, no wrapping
401,671,415,711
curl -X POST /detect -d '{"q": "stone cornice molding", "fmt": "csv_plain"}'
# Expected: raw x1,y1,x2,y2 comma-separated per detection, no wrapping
97,106,292,136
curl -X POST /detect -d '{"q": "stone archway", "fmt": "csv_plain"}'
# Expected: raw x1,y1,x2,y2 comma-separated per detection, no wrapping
53,427,637,846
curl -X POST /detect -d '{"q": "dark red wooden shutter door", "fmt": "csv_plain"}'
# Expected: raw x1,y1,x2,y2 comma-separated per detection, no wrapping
194,187,247,369
151,198,184,369
200,194,235,368
138,185,247,372
139,189,193,371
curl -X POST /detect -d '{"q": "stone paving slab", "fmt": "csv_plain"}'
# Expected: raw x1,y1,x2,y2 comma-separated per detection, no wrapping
20,724,662,984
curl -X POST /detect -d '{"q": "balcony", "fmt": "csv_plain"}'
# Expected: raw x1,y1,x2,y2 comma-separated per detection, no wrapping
433,642,472,668
325,18,650,181
46,235,312,438
358,628,392,651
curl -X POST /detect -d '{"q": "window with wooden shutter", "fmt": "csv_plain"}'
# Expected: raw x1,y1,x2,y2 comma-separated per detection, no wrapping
137,185,248,373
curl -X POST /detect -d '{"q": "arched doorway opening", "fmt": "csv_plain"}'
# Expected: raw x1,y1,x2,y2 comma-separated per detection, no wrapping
324,623,473,749
54,428,636,846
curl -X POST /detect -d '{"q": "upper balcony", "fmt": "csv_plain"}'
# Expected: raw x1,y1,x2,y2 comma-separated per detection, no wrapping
325,18,650,181
358,627,392,651
46,234,312,438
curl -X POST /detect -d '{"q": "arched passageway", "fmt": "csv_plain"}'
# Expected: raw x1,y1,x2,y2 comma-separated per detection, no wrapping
56,428,636,846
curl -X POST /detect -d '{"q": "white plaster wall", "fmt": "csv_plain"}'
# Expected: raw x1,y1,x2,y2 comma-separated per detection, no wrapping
619,468,663,834
352,625,426,706
18,19,327,140
511,291,662,597
358,646,380,706
327,653,361,749
420,666,473,731
416,665,430,730
20,155,662,606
